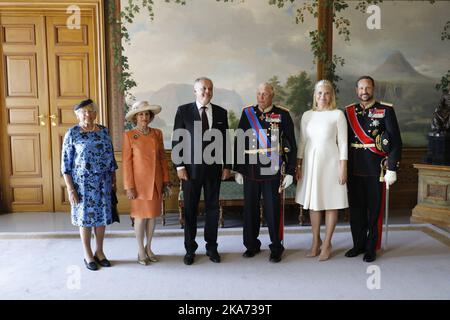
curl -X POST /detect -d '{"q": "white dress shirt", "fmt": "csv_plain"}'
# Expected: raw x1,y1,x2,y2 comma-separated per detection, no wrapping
196,101,213,129
177,101,213,171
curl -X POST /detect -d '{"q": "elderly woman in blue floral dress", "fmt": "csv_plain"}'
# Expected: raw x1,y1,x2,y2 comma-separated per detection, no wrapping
61,99,118,271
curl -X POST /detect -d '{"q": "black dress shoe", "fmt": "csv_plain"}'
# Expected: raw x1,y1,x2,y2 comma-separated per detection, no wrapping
183,253,195,265
345,247,366,258
94,255,111,267
243,250,255,258
206,250,221,263
84,259,98,271
269,251,282,263
363,252,376,262
242,248,260,258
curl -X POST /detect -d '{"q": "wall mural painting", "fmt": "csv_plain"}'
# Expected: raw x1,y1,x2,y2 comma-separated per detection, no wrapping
122,0,450,148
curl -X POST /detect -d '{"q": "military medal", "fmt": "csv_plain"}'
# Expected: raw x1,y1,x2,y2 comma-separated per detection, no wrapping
266,113,280,142
369,108,385,118
259,113,265,121
267,113,281,123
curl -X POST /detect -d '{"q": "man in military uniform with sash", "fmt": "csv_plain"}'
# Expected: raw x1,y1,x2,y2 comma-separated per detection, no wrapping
345,76,402,262
234,83,297,263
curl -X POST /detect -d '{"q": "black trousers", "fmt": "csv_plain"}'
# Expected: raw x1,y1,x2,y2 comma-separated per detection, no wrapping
182,169,221,254
243,177,284,254
348,175,385,254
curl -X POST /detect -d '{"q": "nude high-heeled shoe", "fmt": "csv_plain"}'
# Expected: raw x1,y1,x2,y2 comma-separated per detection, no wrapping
145,245,158,262
318,244,332,261
137,253,150,265
306,239,322,257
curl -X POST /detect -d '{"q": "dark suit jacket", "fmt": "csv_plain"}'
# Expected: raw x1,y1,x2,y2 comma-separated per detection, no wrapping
172,102,232,180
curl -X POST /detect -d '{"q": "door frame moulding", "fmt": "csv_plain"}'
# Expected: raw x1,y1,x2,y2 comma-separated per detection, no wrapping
0,0,107,212
0,0,107,123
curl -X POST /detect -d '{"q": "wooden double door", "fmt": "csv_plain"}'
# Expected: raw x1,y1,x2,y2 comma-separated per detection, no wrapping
0,11,102,212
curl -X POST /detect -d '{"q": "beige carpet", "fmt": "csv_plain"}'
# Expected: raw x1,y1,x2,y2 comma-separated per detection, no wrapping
0,225,449,300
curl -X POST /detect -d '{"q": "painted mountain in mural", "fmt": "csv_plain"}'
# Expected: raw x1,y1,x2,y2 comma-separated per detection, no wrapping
134,83,244,127
336,51,440,146
133,83,245,148
371,51,432,83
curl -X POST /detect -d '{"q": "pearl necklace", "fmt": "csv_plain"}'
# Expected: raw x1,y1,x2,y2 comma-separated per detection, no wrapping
136,127,150,135
80,123,96,132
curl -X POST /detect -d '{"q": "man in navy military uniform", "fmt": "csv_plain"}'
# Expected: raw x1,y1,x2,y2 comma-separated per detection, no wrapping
234,83,297,263
344,76,402,262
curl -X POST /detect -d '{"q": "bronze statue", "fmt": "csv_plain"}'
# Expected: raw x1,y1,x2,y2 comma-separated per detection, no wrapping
431,92,450,135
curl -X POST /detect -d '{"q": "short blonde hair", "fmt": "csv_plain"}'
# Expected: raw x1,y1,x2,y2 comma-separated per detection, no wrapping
312,80,337,111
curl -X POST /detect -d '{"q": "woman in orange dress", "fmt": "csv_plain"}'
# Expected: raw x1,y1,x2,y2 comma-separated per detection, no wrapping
123,101,170,265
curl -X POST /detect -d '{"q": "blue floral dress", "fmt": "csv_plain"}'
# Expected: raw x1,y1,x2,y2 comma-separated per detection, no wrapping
61,125,118,227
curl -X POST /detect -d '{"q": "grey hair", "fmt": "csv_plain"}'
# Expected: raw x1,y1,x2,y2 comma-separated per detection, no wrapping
194,77,213,87
257,82,274,96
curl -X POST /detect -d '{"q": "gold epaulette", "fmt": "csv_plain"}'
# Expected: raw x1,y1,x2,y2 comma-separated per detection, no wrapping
277,105,290,112
345,103,357,109
242,105,253,110
379,101,393,107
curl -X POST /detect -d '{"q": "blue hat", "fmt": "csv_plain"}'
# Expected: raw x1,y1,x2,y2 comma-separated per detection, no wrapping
74,99,95,111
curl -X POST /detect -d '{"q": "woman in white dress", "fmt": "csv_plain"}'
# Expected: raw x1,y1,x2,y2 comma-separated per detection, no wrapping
295,80,348,261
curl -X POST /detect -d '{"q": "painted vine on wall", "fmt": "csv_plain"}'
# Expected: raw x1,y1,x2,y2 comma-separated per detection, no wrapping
110,0,449,108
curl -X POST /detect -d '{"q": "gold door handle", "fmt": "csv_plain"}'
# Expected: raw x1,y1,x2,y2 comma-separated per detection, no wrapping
38,114,46,126
50,114,58,127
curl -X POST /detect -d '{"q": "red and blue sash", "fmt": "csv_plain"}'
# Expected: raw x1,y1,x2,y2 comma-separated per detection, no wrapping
346,105,387,157
244,107,270,156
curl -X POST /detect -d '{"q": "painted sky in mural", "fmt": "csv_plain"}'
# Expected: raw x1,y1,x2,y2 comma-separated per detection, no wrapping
123,0,450,147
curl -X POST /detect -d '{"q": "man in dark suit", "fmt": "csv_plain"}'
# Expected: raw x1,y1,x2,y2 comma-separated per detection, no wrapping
172,77,231,265
344,75,402,262
234,83,297,263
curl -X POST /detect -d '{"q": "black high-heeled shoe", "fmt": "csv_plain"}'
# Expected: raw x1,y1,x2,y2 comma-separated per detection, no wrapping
84,259,98,271
94,255,111,267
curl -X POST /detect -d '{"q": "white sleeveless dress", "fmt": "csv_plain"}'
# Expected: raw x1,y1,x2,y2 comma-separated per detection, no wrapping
295,109,349,210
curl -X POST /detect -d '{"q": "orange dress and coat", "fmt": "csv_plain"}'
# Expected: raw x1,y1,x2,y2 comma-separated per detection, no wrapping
122,128,169,218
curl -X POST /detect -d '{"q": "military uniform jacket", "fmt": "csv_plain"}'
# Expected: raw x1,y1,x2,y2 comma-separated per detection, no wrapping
233,105,297,180
345,101,402,177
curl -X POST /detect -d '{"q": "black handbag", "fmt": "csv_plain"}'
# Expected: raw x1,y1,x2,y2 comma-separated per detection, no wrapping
111,190,120,223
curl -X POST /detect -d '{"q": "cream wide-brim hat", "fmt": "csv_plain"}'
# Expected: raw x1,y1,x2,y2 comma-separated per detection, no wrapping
125,101,162,122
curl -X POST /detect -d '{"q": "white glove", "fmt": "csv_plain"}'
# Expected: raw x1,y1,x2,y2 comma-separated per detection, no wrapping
384,170,397,189
280,174,293,191
235,173,243,185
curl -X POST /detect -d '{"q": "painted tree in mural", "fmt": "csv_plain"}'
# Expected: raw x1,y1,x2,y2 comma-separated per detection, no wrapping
268,73,314,119
111,0,449,117
109,0,357,99
268,76,288,106
437,20,450,93
286,72,315,116
269,0,449,94
228,110,240,130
